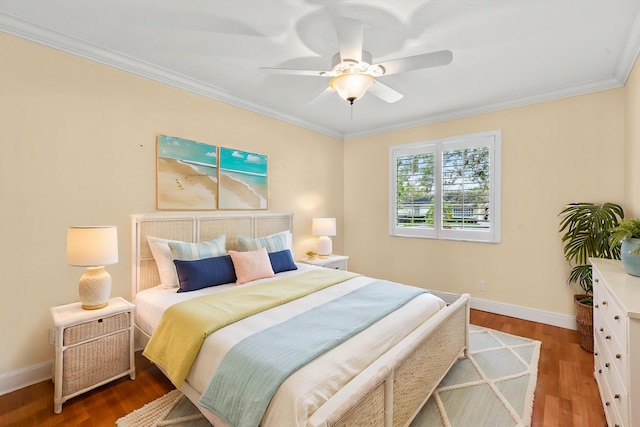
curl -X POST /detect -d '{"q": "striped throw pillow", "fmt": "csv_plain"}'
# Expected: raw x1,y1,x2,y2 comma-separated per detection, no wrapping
168,235,226,260
238,233,287,252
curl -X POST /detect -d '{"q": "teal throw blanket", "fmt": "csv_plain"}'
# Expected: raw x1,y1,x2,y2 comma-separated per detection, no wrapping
198,280,427,427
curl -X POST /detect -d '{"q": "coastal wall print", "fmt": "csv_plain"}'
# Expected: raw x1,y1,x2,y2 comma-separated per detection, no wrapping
218,147,268,210
156,135,218,210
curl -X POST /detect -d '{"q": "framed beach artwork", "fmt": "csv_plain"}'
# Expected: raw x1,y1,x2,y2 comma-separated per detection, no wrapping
218,147,268,210
156,135,218,210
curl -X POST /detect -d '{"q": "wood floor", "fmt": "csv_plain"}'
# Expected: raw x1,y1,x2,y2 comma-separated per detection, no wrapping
0,309,606,426
471,310,606,426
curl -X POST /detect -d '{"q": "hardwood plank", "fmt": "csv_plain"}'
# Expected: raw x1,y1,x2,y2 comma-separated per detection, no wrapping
470,309,606,426
0,310,605,426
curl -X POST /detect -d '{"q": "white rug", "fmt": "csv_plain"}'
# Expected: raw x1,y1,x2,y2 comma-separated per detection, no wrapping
118,326,540,427
411,325,540,427
116,389,210,427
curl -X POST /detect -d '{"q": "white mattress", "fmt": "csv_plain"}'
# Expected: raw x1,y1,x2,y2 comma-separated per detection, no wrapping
135,264,445,427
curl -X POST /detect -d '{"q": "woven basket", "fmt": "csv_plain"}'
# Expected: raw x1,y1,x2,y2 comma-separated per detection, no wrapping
574,294,593,353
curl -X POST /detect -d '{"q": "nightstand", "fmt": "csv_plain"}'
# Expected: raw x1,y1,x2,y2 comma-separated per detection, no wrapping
298,254,349,271
50,297,135,414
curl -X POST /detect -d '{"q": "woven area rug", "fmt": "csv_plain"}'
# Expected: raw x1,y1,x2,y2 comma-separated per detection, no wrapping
118,326,539,427
116,389,210,427
412,325,541,427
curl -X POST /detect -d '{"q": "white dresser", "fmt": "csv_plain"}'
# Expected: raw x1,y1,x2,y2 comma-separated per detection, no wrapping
591,259,640,427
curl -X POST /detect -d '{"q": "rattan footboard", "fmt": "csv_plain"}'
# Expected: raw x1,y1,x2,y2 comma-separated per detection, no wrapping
309,293,470,427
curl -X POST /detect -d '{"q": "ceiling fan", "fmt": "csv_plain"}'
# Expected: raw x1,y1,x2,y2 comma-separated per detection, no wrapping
260,18,453,105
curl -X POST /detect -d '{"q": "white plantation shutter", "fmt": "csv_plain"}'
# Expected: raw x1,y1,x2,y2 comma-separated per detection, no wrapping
390,130,501,243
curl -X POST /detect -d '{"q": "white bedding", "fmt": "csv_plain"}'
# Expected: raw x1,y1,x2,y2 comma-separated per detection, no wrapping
135,264,446,427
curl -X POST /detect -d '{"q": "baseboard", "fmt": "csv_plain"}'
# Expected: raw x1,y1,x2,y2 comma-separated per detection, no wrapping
429,290,578,330
0,360,52,397
470,296,578,330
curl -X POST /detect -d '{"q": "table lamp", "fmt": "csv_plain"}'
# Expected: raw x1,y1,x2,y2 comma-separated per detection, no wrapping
67,226,118,310
312,218,336,259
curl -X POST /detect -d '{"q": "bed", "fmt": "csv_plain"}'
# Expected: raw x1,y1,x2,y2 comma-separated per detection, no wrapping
131,212,470,427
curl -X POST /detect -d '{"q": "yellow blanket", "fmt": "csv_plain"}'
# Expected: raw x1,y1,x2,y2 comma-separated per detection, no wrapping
142,268,359,387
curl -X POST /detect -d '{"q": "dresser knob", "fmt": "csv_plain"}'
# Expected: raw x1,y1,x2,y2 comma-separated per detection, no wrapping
599,327,604,332
603,300,608,305
595,278,599,283
595,304,599,308
594,352,599,356
599,369,603,373
614,315,620,320
606,401,611,406
605,363,610,368
616,354,622,359
615,394,621,399
606,335,611,340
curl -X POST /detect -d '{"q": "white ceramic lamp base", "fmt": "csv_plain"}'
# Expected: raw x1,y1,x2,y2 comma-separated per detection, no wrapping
78,266,111,310
317,236,333,259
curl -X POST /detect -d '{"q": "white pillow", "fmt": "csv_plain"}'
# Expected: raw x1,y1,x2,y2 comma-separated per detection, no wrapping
146,235,226,288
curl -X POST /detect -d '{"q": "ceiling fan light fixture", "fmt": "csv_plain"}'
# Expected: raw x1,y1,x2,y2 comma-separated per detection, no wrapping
330,73,374,104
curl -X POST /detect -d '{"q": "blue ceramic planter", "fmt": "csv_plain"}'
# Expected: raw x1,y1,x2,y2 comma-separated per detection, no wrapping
621,238,640,276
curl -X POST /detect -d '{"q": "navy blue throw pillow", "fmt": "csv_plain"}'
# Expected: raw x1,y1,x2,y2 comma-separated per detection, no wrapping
174,255,237,292
268,249,298,274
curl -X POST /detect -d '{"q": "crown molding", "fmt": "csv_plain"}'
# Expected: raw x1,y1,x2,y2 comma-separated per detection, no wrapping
0,12,344,140
344,75,625,140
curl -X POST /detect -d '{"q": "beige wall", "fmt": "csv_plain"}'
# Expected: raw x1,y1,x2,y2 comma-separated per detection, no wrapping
0,33,343,375
344,89,626,316
625,57,640,217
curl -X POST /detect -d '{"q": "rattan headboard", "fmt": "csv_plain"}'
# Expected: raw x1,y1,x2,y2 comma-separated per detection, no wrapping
131,212,293,298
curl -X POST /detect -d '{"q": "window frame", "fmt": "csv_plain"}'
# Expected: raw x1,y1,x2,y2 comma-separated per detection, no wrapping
389,130,501,243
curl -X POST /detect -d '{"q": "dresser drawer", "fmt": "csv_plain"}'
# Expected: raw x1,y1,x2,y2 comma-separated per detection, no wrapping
63,312,130,346
321,259,347,270
594,281,627,351
595,323,628,387
595,328,629,426
62,330,131,396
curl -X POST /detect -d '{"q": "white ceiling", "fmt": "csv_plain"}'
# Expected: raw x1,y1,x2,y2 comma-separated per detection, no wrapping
1,0,640,140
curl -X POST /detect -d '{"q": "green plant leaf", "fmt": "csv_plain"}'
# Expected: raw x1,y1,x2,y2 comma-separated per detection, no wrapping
558,202,624,293
610,218,640,249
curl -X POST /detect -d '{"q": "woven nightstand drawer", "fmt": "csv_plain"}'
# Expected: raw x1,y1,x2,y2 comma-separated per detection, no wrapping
63,312,129,346
62,330,130,396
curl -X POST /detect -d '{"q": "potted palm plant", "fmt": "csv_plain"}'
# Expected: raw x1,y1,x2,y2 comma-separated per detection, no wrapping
609,218,640,276
558,202,624,352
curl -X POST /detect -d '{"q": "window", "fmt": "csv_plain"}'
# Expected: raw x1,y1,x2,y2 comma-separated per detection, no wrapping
389,130,501,243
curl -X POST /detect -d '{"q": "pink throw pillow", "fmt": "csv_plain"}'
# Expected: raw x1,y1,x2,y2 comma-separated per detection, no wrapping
229,247,275,285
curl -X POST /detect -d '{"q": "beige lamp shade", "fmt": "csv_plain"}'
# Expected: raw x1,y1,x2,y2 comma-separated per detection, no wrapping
67,226,118,310
312,218,336,237
330,73,374,104
312,218,336,258
67,226,118,266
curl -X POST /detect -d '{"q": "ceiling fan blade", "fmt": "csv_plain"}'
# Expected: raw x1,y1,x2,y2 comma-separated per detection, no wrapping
259,67,333,77
367,80,403,103
308,86,335,104
335,18,363,63
374,50,453,75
